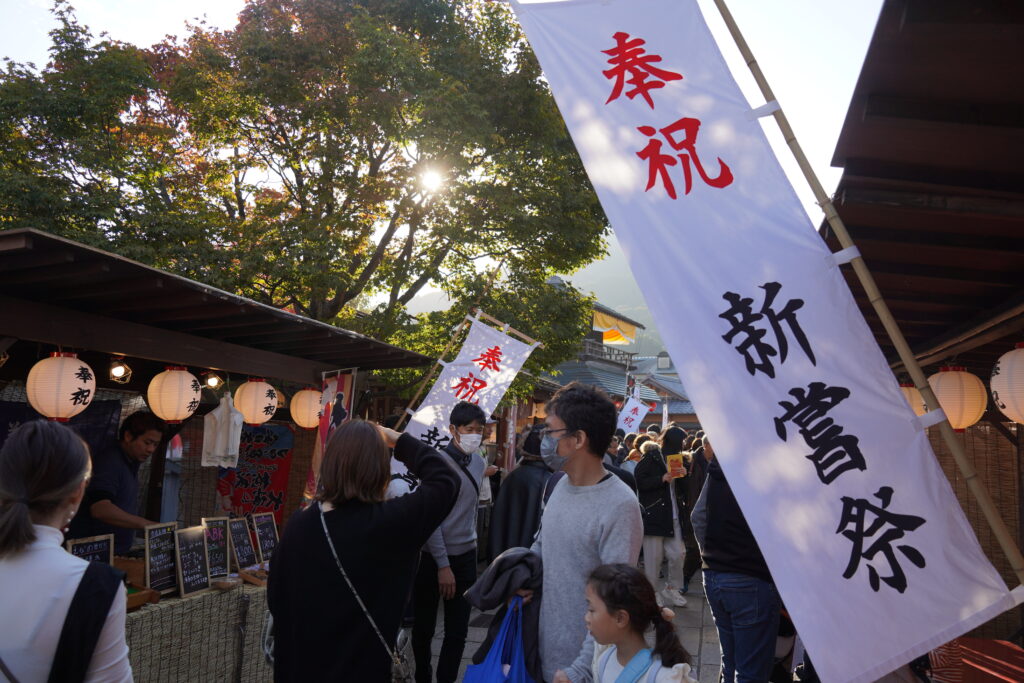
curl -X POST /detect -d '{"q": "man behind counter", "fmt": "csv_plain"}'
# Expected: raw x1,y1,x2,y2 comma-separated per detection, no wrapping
67,411,166,554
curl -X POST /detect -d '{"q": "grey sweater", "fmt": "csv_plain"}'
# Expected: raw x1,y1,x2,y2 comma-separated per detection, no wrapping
531,473,644,683
424,444,485,568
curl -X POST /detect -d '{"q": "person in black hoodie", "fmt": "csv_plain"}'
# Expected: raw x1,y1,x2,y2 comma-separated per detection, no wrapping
695,438,780,683
267,420,460,682
486,425,553,561
634,434,688,608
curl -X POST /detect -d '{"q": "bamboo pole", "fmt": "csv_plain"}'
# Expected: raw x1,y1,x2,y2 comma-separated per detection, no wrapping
710,0,1024,584
476,310,545,348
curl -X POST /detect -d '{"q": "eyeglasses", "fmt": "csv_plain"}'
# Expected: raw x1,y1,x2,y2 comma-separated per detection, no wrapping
539,427,573,438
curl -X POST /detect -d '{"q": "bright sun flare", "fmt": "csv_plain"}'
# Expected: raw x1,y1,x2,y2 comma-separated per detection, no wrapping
421,170,444,192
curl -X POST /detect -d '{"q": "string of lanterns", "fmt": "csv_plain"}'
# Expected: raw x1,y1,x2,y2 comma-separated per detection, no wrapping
23,354,324,429
893,342,1024,431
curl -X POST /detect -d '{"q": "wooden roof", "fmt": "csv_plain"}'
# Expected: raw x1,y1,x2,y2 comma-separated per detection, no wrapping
0,229,429,385
823,0,1024,380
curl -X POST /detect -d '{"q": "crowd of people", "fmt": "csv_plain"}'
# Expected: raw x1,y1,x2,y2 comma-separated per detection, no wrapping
0,380,782,683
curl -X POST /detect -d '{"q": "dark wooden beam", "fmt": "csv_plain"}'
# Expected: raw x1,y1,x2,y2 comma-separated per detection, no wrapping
846,224,1024,255
132,302,248,324
0,249,75,272
863,260,1017,287
47,277,165,303
0,294,331,384
864,94,1024,131
1,261,110,285
104,291,209,313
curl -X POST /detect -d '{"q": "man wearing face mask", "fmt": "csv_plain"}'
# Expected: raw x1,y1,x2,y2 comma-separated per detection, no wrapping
412,401,488,683
526,382,644,683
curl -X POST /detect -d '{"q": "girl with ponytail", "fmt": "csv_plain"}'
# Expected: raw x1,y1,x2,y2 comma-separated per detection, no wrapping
582,563,695,683
0,420,132,682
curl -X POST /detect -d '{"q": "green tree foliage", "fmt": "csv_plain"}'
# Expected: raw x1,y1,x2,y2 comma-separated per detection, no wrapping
0,1,606,379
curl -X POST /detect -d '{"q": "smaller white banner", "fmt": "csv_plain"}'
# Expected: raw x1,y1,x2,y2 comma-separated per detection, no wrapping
617,396,651,433
405,320,535,451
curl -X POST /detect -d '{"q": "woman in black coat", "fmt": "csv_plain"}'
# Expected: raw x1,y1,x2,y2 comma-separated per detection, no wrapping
268,420,460,682
634,428,689,608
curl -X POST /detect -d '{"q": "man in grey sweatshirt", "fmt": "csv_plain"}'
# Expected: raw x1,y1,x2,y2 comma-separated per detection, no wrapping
529,382,644,683
412,401,488,683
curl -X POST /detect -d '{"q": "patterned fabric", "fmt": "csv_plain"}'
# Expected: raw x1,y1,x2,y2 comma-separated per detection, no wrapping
217,423,295,524
929,639,963,683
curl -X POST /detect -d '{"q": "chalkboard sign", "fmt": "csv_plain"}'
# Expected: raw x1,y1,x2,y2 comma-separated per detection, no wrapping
66,534,114,565
175,526,211,597
145,522,179,594
252,513,279,565
202,517,230,578
228,517,258,570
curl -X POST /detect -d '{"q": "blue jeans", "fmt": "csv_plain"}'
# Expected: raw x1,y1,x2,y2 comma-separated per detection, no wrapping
703,570,780,683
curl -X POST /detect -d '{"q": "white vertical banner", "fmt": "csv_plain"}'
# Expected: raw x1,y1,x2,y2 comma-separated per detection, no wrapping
616,396,651,433
509,2,1021,682
405,319,536,452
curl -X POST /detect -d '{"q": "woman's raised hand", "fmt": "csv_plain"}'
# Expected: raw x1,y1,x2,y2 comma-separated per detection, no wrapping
376,423,401,448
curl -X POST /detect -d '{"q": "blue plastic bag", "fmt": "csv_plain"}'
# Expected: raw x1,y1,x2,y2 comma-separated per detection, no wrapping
463,596,536,683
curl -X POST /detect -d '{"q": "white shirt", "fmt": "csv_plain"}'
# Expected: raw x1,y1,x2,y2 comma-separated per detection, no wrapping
202,394,244,467
0,525,132,682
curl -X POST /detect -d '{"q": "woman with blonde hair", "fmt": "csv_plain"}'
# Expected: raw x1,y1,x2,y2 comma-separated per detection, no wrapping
268,420,460,682
0,420,131,682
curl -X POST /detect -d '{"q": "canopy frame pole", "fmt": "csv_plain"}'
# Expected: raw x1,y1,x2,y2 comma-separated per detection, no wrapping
710,0,1024,584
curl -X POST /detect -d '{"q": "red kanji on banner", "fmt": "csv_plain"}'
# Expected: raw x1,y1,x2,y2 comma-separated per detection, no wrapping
637,116,734,199
623,416,636,428
452,372,488,403
630,406,640,416
472,346,503,373
602,31,683,109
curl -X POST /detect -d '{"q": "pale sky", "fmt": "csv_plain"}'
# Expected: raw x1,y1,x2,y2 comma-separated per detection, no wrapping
1,0,883,340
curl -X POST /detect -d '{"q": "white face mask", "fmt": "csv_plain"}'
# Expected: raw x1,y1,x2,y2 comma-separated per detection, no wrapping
458,433,483,453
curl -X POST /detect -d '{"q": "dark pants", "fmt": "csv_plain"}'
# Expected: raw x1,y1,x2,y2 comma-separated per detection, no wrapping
412,549,478,683
704,569,780,683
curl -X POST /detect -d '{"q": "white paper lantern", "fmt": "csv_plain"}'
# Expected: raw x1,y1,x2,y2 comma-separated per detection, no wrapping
290,388,323,429
235,378,279,425
927,366,987,432
991,343,1024,424
147,366,202,424
898,383,926,417
26,353,96,422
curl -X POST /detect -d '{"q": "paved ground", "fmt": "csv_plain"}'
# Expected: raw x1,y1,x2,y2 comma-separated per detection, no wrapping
418,570,722,682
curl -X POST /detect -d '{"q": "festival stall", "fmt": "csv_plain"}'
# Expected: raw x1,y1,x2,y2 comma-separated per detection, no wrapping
0,228,429,681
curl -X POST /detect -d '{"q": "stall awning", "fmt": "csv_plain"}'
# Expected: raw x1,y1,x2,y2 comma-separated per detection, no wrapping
0,229,430,385
592,303,646,346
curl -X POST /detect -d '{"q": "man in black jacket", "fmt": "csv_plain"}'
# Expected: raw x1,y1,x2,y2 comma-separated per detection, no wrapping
697,438,780,683
487,426,552,561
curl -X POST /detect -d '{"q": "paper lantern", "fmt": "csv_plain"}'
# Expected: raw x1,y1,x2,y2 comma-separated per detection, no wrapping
898,383,926,417
26,353,96,421
991,343,1024,424
235,378,278,425
290,387,323,429
927,366,987,432
147,367,201,424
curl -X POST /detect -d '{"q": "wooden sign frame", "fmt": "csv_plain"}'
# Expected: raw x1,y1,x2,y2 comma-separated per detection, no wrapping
144,521,179,595
228,517,260,572
174,525,212,598
201,516,230,578
251,512,280,566
65,534,114,565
